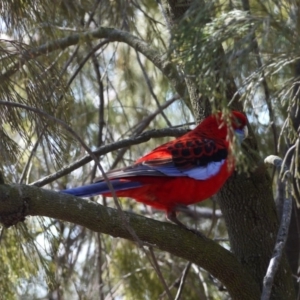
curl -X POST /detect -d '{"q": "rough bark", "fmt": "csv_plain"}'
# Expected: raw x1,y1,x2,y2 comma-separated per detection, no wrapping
218,165,294,299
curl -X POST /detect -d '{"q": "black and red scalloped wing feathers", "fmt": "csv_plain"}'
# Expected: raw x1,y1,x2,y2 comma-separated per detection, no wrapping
136,136,227,170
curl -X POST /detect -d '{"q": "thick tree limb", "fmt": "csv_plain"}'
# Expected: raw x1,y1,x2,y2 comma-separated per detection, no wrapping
0,183,260,299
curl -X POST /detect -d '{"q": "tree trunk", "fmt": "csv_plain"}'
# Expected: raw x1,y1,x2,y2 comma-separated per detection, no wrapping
161,0,296,298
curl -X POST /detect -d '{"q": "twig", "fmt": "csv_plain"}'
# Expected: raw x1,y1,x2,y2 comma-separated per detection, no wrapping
136,51,172,127
0,27,186,98
19,129,44,184
262,155,292,300
0,100,144,249
174,262,192,300
140,206,223,219
241,0,278,155
148,247,173,300
109,95,179,170
31,127,188,187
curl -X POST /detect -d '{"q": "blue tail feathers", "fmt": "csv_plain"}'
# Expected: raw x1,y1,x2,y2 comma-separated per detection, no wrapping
61,179,142,197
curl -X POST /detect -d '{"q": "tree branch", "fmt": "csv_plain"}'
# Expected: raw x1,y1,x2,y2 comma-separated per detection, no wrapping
1,27,186,99
31,127,189,187
0,183,260,299
262,155,293,300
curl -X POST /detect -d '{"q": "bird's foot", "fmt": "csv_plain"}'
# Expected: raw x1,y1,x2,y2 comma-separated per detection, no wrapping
166,210,204,237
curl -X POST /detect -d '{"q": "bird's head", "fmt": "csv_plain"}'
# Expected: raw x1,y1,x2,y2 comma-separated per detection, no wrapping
230,111,248,143
198,110,248,142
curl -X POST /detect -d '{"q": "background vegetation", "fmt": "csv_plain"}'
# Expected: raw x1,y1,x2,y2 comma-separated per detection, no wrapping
0,0,299,299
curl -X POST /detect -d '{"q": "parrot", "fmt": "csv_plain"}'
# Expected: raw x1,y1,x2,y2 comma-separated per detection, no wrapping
61,111,248,228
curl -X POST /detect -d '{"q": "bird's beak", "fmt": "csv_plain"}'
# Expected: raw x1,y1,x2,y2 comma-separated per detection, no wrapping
243,126,248,139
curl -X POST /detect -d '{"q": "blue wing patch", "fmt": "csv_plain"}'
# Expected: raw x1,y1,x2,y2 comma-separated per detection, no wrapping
151,159,225,180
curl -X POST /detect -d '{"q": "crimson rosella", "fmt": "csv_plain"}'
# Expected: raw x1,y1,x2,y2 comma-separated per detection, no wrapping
62,111,247,227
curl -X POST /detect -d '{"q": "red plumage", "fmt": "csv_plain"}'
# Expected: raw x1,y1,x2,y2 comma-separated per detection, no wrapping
62,111,247,225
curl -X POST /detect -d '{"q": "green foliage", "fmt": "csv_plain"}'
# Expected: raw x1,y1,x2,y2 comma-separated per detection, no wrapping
0,0,299,298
